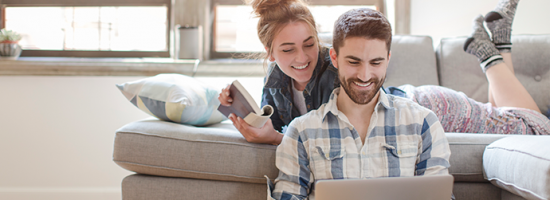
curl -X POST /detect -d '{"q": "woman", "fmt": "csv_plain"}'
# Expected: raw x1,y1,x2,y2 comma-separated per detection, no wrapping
219,0,338,145
218,0,549,145
404,0,547,134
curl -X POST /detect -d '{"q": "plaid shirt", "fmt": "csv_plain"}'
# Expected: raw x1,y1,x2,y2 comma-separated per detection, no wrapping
268,88,451,200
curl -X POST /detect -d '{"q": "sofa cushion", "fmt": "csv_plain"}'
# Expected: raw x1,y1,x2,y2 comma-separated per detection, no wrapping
113,118,278,184
452,182,502,200
483,135,550,200
436,35,550,117
385,35,440,87
114,119,512,184
122,174,267,200
446,133,508,182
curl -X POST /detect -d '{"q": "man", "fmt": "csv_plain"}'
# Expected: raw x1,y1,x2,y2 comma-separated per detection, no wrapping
268,8,451,200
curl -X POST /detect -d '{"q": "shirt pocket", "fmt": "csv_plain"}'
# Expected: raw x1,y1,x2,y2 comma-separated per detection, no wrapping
382,142,418,173
310,146,346,179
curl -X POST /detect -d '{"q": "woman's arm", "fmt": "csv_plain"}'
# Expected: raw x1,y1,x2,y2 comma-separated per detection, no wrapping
261,86,286,133
219,84,284,145
229,116,283,145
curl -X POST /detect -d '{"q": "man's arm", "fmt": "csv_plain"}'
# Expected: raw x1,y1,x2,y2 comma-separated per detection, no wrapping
416,111,451,176
270,125,313,200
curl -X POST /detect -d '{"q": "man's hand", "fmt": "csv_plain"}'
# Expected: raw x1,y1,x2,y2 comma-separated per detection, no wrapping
228,114,283,145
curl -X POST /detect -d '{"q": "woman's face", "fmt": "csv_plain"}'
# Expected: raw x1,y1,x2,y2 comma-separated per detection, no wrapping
269,21,319,90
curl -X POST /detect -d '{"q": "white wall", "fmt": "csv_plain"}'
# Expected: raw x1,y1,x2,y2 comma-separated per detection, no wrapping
0,76,148,200
410,0,550,47
0,76,264,200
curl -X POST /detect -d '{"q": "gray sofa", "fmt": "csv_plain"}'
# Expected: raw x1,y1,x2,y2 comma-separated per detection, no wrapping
113,35,550,200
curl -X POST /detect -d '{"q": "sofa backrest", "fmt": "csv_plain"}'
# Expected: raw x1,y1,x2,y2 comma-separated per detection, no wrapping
385,35,440,87
437,34,550,117
320,34,440,87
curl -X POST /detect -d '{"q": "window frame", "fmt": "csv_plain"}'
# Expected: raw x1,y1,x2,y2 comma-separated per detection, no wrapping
209,0,387,59
0,0,172,58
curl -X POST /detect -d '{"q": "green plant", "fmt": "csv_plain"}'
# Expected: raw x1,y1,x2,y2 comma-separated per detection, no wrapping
0,29,22,43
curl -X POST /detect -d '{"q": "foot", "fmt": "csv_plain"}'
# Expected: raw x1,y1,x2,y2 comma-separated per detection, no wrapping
484,0,520,53
463,15,503,73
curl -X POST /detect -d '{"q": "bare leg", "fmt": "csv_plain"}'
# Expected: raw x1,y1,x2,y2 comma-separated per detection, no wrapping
466,0,540,112
488,84,496,106
486,0,518,107
485,61,540,113
501,52,514,73
487,52,514,106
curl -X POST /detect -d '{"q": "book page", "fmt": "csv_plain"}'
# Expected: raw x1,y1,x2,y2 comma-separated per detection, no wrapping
231,80,261,114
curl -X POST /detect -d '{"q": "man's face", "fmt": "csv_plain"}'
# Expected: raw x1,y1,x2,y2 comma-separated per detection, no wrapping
329,37,390,105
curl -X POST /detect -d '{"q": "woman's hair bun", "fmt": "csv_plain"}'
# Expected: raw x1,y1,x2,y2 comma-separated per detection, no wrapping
247,0,302,17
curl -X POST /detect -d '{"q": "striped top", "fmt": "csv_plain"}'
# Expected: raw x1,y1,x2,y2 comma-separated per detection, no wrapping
269,88,451,200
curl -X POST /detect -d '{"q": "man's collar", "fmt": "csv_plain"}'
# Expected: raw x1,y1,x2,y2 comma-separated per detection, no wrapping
323,88,340,118
378,87,392,110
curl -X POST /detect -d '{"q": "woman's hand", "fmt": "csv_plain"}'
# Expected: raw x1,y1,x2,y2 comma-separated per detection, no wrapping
229,114,283,145
218,84,233,106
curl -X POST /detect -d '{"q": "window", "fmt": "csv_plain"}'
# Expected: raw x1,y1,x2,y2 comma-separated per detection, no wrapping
0,0,399,60
210,0,385,58
0,0,171,58
215,5,262,53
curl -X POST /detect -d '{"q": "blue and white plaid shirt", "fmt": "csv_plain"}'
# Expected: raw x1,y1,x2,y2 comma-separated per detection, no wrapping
268,88,451,200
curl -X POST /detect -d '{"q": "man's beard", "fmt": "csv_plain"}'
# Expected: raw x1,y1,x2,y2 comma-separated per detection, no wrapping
339,72,385,105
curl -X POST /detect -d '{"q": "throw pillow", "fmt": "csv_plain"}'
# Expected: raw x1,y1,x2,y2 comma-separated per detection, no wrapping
116,73,225,126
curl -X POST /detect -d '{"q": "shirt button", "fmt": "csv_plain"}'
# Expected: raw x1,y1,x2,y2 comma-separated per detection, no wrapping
307,105,311,109
534,75,542,82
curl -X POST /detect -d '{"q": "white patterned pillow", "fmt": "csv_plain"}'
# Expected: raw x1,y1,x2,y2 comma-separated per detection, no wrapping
117,73,225,126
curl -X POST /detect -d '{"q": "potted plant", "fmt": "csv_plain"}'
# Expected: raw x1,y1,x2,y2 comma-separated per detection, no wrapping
0,29,23,60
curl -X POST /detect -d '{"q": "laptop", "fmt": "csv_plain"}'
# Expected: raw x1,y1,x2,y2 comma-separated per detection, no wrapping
315,175,454,200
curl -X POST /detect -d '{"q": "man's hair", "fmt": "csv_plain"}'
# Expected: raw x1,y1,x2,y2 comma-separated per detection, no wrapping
332,8,392,55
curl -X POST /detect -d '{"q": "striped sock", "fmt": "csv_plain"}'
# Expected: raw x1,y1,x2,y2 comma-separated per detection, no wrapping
485,0,520,53
463,15,504,73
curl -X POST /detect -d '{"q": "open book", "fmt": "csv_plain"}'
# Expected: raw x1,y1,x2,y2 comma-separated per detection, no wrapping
217,80,274,128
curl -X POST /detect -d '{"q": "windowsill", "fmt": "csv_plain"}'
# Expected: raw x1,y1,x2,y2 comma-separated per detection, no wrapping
0,57,267,77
